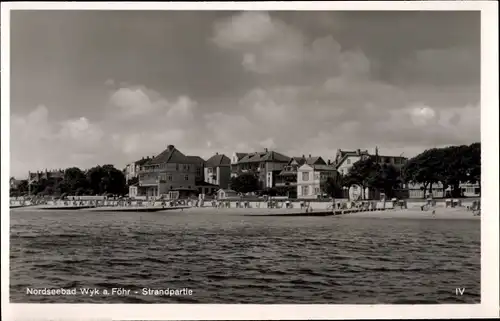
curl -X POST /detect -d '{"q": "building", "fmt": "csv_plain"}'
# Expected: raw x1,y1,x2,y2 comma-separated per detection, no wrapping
231,148,290,189
196,182,220,196
276,155,329,188
27,169,64,183
406,181,480,199
186,156,206,183
334,148,407,175
297,164,339,199
334,149,370,175
460,182,481,197
230,152,249,178
10,177,26,190
216,188,239,200
204,153,231,189
406,182,447,199
125,157,152,183
137,145,197,198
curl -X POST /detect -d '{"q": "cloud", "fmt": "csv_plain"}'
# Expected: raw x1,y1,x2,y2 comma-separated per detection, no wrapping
10,105,113,176
206,12,480,160
10,84,206,177
10,12,480,177
108,86,169,116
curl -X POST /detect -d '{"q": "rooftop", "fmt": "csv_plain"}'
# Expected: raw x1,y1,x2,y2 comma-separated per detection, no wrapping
206,153,231,167
186,155,206,164
238,149,290,164
146,145,192,165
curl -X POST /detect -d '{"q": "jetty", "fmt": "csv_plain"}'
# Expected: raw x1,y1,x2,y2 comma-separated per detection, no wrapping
242,207,391,217
83,206,191,212
38,205,96,210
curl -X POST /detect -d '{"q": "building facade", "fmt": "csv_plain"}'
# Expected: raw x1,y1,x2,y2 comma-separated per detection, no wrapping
276,155,328,188
137,145,197,198
231,149,290,189
334,148,407,175
204,153,231,189
125,157,152,183
186,156,206,183
28,169,64,183
297,164,339,199
231,152,249,178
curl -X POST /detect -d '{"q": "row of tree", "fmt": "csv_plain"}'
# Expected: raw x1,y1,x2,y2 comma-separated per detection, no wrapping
402,143,480,198
229,143,480,199
10,165,128,197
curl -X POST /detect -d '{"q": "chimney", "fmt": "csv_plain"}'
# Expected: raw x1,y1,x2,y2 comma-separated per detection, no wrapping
302,154,305,158
356,149,361,155
265,148,268,152
308,154,311,158
167,145,175,151
328,160,331,165
216,152,219,155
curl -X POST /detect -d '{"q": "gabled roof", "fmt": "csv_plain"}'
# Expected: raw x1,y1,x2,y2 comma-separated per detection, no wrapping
334,149,370,167
206,153,231,167
288,156,306,166
147,145,191,165
186,155,206,164
134,157,152,166
238,150,290,164
305,156,326,165
234,152,249,160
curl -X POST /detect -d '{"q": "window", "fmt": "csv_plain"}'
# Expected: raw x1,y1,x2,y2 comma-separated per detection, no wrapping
474,187,480,194
208,168,213,173
168,175,172,181
302,172,309,181
185,175,189,181
176,164,179,171
346,159,351,165
314,173,320,180
303,186,309,195
315,187,320,194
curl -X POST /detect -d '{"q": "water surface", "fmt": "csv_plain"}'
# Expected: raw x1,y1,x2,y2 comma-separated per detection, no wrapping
10,210,480,303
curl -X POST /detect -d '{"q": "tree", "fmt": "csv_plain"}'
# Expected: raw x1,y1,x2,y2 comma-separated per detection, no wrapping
324,173,343,199
63,167,88,194
403,149,441,198
403,143,481,198
373,163,401,198
230,173,259,194
344,157,379,199
86,165,127,195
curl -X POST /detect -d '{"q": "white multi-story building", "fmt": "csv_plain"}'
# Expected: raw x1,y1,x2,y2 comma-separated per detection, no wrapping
296,164,339,199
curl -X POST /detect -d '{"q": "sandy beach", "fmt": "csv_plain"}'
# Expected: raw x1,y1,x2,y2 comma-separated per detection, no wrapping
161,206,480,219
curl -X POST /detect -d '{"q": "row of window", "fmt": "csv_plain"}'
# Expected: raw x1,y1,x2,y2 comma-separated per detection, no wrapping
140,174,191,181
142,164,192,171
299,186,321,196
301,172,333,181
344,157,406,165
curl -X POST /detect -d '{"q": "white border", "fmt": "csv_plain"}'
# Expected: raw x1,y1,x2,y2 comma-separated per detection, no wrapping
1,2,498,320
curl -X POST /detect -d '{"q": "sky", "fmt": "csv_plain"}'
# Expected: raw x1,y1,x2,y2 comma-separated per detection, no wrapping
10,10,480,178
